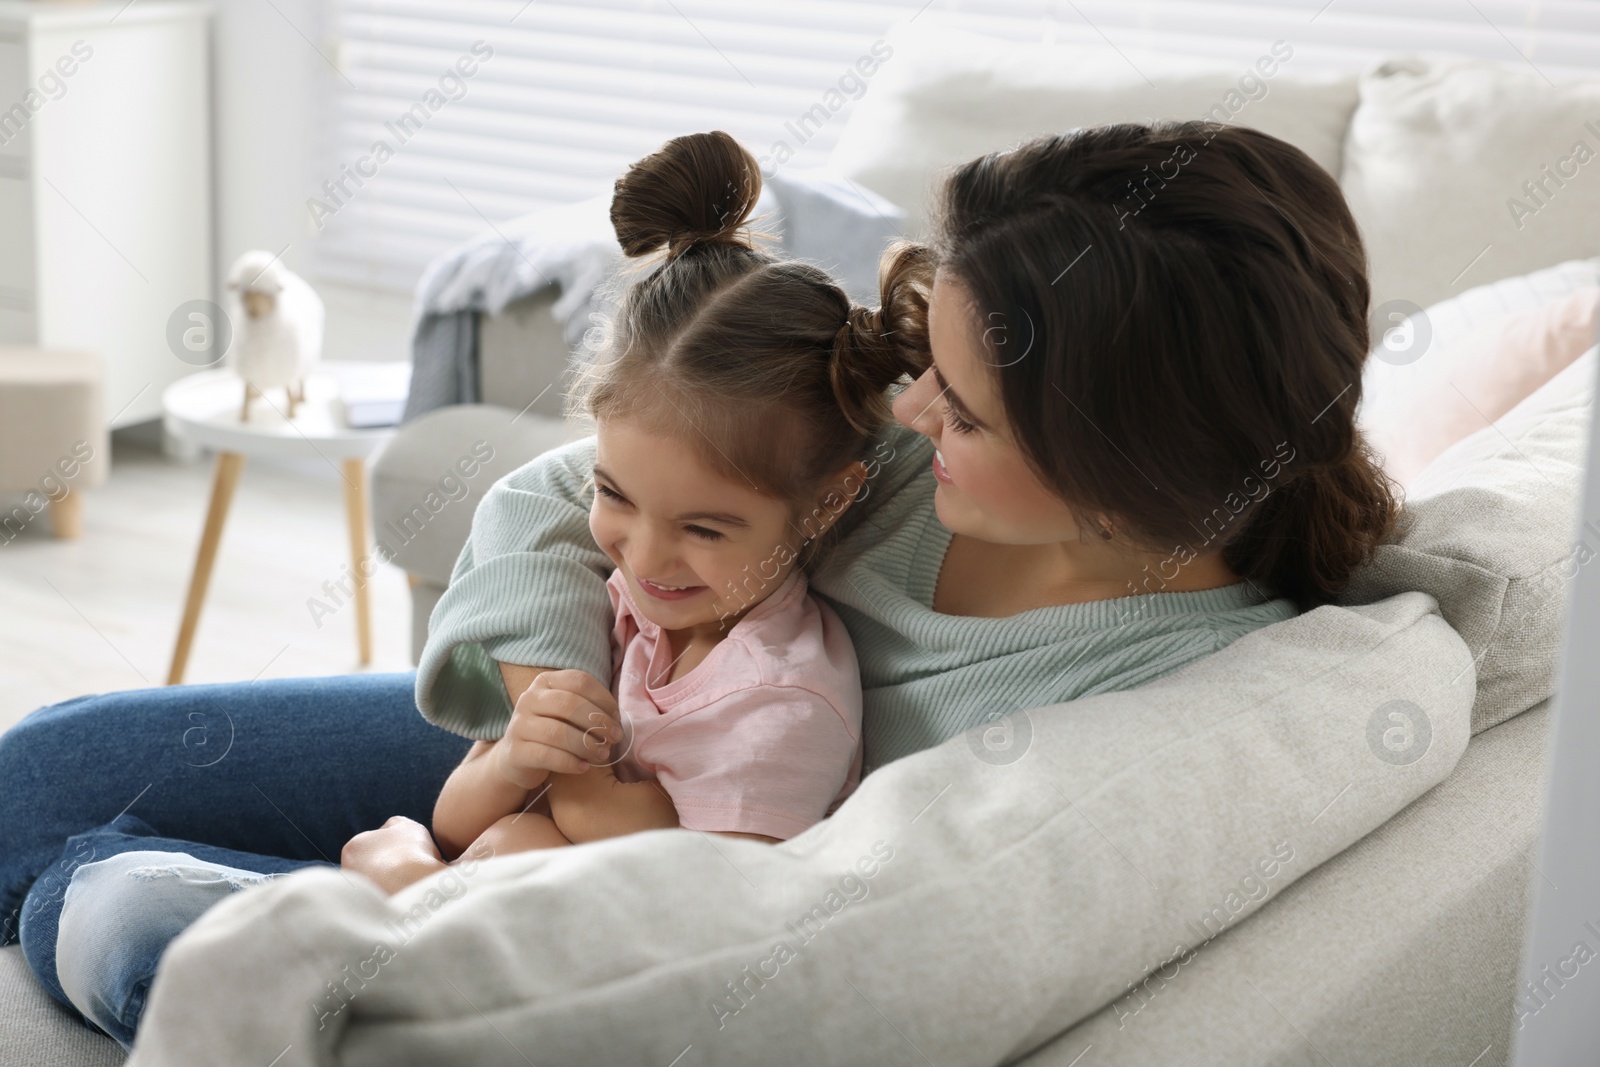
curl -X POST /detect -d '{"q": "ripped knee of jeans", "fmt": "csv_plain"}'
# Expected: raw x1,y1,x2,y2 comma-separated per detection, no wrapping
57,850,287,1028
121,861,279,893
62,850,283,928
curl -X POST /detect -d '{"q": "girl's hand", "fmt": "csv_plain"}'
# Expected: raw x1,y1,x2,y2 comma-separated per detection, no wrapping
492,669,623,789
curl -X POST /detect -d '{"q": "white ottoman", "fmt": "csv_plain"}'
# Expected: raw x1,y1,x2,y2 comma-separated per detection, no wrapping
0,349,108,541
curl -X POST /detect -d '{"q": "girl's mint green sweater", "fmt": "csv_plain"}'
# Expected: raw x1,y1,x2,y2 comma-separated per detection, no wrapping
417,424,1298,775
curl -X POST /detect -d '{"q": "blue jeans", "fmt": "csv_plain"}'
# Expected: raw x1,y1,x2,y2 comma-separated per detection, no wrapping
0,673,472,1046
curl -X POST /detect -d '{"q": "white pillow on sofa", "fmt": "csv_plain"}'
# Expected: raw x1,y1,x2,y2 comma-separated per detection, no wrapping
828,19,1358,231
1340,55,1600,317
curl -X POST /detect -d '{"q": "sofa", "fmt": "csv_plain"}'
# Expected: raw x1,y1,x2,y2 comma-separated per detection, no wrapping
4,17,1598,1066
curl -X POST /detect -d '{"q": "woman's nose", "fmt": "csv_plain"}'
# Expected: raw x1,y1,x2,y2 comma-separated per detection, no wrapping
892,367,943,437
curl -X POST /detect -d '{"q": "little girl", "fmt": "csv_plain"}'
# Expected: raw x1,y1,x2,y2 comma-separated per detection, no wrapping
424,130,929,864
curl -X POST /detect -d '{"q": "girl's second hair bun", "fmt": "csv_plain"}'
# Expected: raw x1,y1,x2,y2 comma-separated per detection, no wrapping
610,130,763,259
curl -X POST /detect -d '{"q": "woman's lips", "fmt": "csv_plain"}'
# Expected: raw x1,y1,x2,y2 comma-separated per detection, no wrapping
637,576,707,601
932,448,954,485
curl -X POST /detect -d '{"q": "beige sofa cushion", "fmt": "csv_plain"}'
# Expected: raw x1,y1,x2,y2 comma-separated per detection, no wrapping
128,589,1474,1065
1347,338,1594,735
0,946,123,1066
828,19,1358,232
1023,700,1549,1066
1340,56,1600,316
1352,256,1598,735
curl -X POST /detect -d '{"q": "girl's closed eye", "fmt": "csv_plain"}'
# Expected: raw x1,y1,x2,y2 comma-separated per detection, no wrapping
596,479,724,540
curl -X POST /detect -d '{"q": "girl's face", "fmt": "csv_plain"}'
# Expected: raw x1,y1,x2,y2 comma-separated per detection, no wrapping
892,272,1089,545
589,417,852,635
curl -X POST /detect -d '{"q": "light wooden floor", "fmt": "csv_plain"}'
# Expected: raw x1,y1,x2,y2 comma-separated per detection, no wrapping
0,431,414,734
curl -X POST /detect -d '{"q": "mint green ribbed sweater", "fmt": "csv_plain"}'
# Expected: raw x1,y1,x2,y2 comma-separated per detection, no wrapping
416,423,1298,775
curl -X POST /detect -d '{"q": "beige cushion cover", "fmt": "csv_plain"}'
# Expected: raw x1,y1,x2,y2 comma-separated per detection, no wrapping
1350,353,1593,736
1025,700,1548,1066
128,599,1475,1064
828,20,1358,232
0,945,123,1065
1341,56,1600,315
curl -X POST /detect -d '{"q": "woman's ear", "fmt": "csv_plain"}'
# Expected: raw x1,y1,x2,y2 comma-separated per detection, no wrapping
800,460,871,541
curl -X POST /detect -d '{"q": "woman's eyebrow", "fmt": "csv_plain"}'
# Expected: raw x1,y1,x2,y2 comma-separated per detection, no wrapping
931,363,988,429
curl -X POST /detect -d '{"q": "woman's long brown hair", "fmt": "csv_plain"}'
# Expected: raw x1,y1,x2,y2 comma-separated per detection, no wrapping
925,122,1398,606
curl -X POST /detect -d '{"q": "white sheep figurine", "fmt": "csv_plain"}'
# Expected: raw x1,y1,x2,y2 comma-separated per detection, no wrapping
225,250,324,421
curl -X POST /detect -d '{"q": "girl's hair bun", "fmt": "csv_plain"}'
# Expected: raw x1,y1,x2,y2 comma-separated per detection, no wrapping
610,130,762,259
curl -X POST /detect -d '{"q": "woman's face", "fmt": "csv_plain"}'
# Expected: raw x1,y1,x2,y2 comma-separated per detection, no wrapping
892,272,1089,545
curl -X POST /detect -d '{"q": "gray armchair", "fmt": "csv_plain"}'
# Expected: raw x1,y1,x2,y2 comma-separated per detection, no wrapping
371,289,588,662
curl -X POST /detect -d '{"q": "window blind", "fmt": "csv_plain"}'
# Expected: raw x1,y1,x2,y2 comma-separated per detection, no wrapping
315,0,1600,293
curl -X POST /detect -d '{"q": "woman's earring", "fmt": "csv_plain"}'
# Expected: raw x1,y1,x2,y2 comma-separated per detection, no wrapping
1099,524,1115,541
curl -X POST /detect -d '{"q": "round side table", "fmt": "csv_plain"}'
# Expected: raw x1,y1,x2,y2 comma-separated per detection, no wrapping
161,366,395,684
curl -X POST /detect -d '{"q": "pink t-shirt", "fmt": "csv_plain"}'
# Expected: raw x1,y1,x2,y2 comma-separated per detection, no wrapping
604,568,863,840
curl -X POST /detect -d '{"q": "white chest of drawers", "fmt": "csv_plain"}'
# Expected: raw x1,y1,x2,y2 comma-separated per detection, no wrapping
0,0,212,427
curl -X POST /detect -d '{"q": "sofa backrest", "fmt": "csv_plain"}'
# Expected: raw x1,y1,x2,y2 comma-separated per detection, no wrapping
829,20,1600,322
828,20,1358,233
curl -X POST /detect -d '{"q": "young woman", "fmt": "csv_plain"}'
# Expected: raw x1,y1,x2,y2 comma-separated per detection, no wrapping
0,120,1394,1047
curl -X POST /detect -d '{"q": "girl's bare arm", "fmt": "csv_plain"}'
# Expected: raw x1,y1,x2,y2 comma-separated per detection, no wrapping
431,664,546,858
546,765,778,845
433,664,622,859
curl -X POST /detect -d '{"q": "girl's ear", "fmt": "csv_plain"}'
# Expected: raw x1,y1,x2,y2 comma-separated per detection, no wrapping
803,460,871,540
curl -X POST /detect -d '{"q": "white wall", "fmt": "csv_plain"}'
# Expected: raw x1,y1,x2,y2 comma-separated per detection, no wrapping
210,0,412,367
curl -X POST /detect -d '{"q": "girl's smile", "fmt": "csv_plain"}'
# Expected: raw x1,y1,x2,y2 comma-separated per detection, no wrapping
634,575,708,601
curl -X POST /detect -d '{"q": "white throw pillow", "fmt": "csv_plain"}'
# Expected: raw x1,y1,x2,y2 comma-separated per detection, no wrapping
828,19,1358,232
1341,56,1600,319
